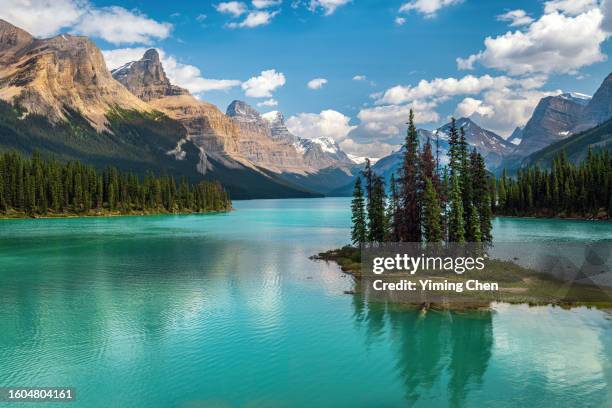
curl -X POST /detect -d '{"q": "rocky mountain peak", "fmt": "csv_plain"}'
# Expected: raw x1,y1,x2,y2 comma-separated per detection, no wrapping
515,94,586,156
226,100,262,121
0,19,33,53
143,48,161,62
0,21,150,130
575,72,612,132
112,48,188,102
262,110,300,145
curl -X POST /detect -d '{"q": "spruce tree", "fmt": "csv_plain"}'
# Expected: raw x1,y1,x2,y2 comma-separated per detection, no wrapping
368,175,387,244
351,177,367,246
398,109,421,242
387,174,401,242
422,178,443,242
447,174,465,243
466,204,482,242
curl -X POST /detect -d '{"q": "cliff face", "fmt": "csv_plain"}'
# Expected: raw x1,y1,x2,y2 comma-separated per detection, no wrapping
226,100,311,173
575,73,612,132
111,49,189,102
514,94,586,156
0,19,150,131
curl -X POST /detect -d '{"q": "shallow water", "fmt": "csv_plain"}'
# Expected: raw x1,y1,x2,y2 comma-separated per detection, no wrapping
0,198,611,407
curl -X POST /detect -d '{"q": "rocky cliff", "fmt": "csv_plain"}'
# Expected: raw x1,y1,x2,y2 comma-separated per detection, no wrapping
514,94,587,156
0,19,150,131
111,49,188,102
575,73,612,132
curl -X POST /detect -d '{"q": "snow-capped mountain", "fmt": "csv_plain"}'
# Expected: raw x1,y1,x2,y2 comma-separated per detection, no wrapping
261,110,354,170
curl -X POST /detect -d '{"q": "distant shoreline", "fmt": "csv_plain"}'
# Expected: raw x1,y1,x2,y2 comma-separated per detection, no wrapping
0,208,233,220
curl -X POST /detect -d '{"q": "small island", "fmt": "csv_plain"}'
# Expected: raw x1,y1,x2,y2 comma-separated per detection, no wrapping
0,151,232,219
317,112,612,310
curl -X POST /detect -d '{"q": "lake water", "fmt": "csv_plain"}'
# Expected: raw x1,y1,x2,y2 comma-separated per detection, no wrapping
0,198,611,407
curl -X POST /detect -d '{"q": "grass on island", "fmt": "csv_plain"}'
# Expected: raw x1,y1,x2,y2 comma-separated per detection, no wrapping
314,246,612,310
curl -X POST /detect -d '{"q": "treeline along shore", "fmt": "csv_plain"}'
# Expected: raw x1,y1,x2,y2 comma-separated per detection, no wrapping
0,151,231,218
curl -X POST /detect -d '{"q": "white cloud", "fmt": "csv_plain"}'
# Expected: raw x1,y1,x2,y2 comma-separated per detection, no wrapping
602,0,612,33
399,0,463,18
226,10,280,28
350,101,439,143
456,53,480,70
339,138,398,159
286,110,356,141
353,75,367,81
241,69,286,97
252,0,282,8
257,98,278,107
73,6,172,45
308,0,352,16
376,74,517,105
471,88,561,136
102,48,241,93
0,0,84,38
458,7,609,75
0,0,172,45
215,2,248,17
307,78,328,89
395,16,407,25
497,9,534,26
544,0,598,16
455,97,494,118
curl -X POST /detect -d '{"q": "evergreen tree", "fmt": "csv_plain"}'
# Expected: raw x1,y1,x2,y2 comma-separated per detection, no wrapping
447,174,465,243
398,109,422,242
350,177,367,246
368,175,387,243
466,204,482,242
422,178,443,242
387,174,401,242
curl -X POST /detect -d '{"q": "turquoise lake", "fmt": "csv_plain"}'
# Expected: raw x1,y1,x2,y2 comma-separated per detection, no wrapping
0,197,611,407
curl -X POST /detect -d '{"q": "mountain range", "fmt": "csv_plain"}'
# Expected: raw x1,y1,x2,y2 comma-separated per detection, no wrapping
0,19,364,199
0,18,610,199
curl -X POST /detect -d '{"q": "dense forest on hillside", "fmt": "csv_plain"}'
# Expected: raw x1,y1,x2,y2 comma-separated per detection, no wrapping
0,151,231,218
495,149,611,219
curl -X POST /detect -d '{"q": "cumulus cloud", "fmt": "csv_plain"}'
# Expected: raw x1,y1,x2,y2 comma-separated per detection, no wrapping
252,0,282,8
286,110,356,141
308,0,352,16
458,6,609,75
353,75,367,81
103,48,241,93
497,9,534,26
73,6,172,45
0,0,171,44
395,16,407,25
241,69,286,97
469,88,561,136
544,0,598,16
307,78,328,89
226,10,280,28
349,101,440,144
399,0,463,18
455,97,494,118
602,0,612,33
376,74,520,105
257,98,278,107
215,2,248,17
339,138,398,159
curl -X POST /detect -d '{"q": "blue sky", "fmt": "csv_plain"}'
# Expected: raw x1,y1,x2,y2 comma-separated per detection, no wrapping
2,0,612,157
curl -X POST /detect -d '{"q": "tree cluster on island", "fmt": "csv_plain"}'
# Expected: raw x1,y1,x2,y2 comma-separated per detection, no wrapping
351,111,493,246
0,151,231,217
